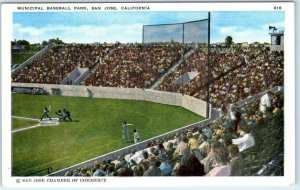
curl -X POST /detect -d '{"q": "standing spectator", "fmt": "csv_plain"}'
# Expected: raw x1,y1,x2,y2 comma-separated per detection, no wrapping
40,107,52,121
63,108,73,121
260,91,272,114
133,129,140,143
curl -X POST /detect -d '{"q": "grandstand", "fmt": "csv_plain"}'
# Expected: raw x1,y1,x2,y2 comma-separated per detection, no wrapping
11,15,284,177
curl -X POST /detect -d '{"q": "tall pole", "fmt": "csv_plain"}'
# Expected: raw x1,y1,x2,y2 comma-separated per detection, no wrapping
142,25,145,44
182,23,185,44
206,12,211,119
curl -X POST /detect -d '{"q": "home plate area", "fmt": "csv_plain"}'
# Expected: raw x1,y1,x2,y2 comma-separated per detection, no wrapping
39,118,60,126
12,116,60,133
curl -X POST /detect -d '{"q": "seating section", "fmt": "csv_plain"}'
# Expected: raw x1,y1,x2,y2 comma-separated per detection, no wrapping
84,43,187,88
157,47,283,108
12,44,111,84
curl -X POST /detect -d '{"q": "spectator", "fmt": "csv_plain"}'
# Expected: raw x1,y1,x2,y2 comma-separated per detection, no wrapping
227,144,245,176
260,91,272,114
143,155,161,176
187,132,199,152
187,154,205,176
173,136,190,159
232,125,255,152
158,154,172,176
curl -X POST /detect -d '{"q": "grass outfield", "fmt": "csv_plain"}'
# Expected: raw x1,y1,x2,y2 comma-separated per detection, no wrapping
12,93,204,176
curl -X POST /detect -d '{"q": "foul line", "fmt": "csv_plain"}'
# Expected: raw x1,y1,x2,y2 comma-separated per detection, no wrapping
12,116,40,121
12,116,59,133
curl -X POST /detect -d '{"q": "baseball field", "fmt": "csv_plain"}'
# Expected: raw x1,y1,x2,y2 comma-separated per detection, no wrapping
12,93,204,176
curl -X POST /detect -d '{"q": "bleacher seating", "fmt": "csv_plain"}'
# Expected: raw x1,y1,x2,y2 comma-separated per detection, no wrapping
84,43,187,88
12,44,111,84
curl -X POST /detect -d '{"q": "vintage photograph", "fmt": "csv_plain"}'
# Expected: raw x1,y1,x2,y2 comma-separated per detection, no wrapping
1,1,295,188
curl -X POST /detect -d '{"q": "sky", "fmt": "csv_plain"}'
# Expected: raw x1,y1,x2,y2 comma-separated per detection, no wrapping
13,11,285,44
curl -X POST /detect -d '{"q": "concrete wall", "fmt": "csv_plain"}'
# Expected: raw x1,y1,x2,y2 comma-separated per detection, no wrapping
11,83,208,117
182,94,207,117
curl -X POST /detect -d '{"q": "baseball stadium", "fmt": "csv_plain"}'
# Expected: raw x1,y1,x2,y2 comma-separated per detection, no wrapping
10,11,284,177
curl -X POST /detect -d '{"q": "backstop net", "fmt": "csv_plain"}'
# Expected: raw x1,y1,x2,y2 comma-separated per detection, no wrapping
143,19,209,44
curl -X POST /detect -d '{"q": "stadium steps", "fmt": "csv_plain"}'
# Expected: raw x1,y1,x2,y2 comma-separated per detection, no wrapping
149,46,198,89
80,45,120,85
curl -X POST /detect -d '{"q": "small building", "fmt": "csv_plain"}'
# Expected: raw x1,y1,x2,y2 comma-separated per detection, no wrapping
268,30,284,52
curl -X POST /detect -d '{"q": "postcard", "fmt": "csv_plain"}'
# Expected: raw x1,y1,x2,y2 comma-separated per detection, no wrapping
0,0,295,188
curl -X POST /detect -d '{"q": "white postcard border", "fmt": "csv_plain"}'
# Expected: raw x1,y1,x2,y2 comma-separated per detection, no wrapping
1,1,295,188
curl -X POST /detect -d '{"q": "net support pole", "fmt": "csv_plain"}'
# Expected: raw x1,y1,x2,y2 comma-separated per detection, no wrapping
206,12,211,119
182,23,185,44
142,25,145,44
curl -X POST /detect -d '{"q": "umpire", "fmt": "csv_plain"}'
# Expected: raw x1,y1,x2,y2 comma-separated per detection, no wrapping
63,108,73,121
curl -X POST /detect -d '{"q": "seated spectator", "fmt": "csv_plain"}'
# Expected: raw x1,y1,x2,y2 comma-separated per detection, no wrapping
232,125,255,152
165,142,175,161
118,167,134,176
133,164,145,176
176,165,192,176
227,144,245,176
158,154,172,176
205,146,230,176
143,155,161,176
187,154,205,176
202,125,213,139
173,136,190,159
201,142,225,173
187,132,199,152
115,155,127,170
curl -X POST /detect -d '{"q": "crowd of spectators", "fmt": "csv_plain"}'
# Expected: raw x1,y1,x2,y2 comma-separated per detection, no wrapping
63,89,284,177
84,43,187,88
157,46,283,108
157,47,245,93
12,44,111,84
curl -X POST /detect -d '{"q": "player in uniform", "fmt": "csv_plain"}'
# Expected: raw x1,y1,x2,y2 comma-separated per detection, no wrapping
63,109,73,121
55,110,66,122
133,129,140,143
121,121,129,142
40,107,52,121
